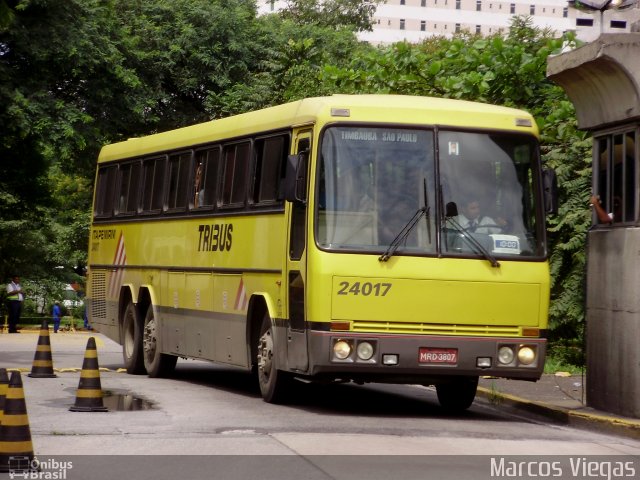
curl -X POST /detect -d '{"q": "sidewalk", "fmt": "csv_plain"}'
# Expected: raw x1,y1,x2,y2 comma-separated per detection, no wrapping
478,374,640,440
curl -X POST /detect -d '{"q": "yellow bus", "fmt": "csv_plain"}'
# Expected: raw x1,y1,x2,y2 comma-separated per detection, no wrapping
87,94,555,411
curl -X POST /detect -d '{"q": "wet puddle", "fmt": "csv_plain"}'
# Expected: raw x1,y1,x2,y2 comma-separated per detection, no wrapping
102,392,155,411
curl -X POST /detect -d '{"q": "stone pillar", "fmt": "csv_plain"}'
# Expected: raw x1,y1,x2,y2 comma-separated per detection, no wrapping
547,34,640,418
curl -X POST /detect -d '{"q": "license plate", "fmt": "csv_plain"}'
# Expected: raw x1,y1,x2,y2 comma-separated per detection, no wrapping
419,348,458,364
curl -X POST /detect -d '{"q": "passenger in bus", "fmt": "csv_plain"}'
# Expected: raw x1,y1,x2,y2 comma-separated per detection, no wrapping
193,162,204,207
456,198,504,234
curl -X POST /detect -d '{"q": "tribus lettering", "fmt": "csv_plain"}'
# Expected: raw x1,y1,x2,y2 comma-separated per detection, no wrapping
198,223,233,252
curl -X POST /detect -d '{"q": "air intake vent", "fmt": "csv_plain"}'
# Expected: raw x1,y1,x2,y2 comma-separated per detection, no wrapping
91,271,107,319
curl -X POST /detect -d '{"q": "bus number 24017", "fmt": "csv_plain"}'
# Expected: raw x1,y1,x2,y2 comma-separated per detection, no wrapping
337,281,392,296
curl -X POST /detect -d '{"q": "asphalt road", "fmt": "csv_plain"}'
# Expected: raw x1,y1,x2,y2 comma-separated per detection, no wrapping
2,331,639,480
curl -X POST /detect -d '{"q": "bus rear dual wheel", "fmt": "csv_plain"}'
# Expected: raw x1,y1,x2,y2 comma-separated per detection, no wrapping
142,306,177,377
122,301,176,377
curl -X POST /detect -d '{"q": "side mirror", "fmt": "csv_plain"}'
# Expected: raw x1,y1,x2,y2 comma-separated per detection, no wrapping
542,168,558,215
284,153,308,204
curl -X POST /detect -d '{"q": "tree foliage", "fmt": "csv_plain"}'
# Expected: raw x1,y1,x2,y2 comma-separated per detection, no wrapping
278,0,383,32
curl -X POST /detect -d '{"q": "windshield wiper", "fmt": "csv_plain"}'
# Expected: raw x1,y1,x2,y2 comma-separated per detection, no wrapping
379,206,428,262
445,215,501,268
379,177,432,262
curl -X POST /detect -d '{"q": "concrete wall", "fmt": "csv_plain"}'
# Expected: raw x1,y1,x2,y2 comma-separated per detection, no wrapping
586,228,640,417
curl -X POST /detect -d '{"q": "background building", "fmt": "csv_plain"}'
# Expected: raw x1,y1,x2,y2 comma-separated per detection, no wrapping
257,0,640,43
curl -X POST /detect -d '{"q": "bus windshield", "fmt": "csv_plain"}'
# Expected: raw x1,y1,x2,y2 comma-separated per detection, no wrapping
316,126,543,259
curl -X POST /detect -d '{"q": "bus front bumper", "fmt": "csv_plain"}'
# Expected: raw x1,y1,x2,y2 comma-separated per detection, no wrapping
304,330,546,383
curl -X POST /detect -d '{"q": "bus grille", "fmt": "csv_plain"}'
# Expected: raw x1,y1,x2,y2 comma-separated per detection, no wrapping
91,272,107,319
351,320,520,337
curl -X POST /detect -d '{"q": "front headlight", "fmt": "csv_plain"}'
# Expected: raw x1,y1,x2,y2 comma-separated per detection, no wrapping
517,346,536,365
498,346,515,365
356,341,374,361
333,340,352,360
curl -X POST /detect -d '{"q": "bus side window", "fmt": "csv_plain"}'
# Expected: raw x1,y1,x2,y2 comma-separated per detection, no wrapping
167,151,191,211
192,147,220,209
141,157,166,213
221,141,250,208
252,134,289,206
116,162,141,216
94,165,117,218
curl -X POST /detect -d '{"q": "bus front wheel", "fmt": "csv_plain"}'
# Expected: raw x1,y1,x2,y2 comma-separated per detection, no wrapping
257,313,292,403
435,376,478,412
122,301,145,374
143,306,177,378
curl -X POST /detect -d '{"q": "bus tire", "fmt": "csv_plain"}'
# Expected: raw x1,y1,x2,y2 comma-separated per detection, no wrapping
435,376,478,412
142,305,177,378
257,312,292,403
122,301,145,375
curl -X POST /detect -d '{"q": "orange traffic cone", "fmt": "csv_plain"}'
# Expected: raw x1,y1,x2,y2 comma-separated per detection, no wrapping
0,368,8,424
70,337,108,412
0,371,35,473
28,320,57,378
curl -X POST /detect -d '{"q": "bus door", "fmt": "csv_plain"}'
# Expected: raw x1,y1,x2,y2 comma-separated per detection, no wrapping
284,130,312,372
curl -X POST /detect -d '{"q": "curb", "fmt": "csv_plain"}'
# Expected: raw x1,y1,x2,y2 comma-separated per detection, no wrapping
476,386,640,440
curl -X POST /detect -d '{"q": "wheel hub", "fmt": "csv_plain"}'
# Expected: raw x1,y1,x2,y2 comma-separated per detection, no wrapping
143,317,157,359
257,330,274,377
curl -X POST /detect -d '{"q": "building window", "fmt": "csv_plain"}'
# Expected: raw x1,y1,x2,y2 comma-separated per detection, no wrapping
594,130,638,224
611,20,627,29
510,3,515,14
456,0,461,9
476,0,482,11
476,24,481,34
400,18,405,30
400,0,405,4
455,23,461,33
422,0,426,5
576,18,594,27
421,20,426,31
563,7,568,18
530,4,535,15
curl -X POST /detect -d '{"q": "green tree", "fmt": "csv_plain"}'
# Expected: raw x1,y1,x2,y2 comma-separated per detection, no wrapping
115,0,263,125
209,11,371,115
279,0,383,32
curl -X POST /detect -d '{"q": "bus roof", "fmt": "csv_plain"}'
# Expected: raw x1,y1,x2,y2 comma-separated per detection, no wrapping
98,94,538,163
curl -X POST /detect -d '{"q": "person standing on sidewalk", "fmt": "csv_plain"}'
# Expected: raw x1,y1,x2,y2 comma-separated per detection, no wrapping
6,275,24,333
52,300,61,333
